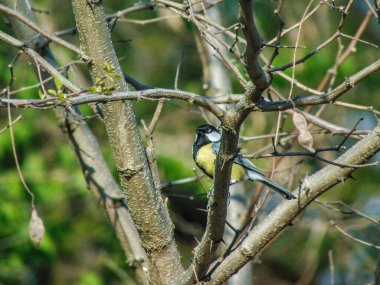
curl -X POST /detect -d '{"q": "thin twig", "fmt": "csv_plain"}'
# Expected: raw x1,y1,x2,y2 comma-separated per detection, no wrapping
6,88,35,207
0,4,80,54
0,30,79,92
0,114,22,134
328,250,335,285
149,100,165,134
330,220,380,250
161,176,200,189
316,200,380,225
288,0,314,100
175,50,185,90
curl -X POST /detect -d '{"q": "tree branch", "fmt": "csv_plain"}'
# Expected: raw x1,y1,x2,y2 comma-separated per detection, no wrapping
2,53,379,117
204,123,380,285
0,30,78,92
238,0,271,100
257,58,380,111
0,0,150,283
0,4,80,54
0,88,225,119
176,127,242,285
70,0,183,283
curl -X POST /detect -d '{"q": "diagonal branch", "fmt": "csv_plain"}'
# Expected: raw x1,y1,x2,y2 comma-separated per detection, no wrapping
0,4,80,54
257,58,380,111
0,30,78,92
204,123,380,285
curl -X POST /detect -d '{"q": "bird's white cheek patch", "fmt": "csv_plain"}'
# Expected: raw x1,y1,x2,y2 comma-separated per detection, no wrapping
207,132,221,142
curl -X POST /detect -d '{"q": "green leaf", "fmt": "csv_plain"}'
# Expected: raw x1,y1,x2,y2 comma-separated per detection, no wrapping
38,89,46,99
54,77,63,90
89,86,97,93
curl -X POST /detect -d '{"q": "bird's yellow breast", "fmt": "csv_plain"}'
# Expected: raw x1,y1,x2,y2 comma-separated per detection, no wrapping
195,143,247,182
231,163,247,182
195,143,216,177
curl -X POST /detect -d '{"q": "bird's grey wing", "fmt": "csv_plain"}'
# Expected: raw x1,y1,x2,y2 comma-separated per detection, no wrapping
233,154,264,176
234,153,296,200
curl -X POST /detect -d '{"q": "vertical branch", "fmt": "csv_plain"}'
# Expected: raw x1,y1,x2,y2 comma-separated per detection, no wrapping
239,0,271,93
0,0,151,283
266,0,285,68
70,0,183,283
199,3,254,284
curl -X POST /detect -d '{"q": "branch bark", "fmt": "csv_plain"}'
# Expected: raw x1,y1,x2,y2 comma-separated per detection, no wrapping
204,123,380,285
257,58,380,112
239,0,271,94
1,0,150,283
70,0,183,283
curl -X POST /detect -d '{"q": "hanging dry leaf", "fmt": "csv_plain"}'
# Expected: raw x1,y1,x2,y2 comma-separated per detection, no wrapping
298,130,315,152
29,208,45,247
292,112,308,132
293,111,315,152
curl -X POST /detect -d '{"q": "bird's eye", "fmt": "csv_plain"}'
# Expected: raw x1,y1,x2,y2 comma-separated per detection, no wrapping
206,128,212,133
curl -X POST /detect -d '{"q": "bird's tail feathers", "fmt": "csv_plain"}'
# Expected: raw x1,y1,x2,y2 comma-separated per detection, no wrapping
248,171,296,200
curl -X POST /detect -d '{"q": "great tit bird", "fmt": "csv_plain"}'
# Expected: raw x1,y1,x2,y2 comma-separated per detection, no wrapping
192,124,296,200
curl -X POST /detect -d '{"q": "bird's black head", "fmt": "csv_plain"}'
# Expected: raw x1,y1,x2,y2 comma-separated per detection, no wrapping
194,124,221,146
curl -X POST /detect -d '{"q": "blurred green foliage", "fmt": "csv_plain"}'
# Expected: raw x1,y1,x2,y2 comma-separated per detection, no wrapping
0,0,379,284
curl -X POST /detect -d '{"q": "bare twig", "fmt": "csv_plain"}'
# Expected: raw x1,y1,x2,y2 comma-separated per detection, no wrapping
257,58,380,111
0,88,225,119
269,32,339,73
328,250,335,285
330,220,380,250
266,0,285,69
316,200,380,225
175,50,185,90
0,4,80,54
6,88,35,207
0,30,79,92
238,0,270,93
0,114,22,134
287,0,314,100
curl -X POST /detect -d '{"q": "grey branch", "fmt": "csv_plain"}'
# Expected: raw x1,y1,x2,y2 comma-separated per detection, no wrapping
0,0,150,283
0,4,80,54
2,53,380,116
0,30,79,92
203,123,380,285
239,0,271,93
70,0,183,283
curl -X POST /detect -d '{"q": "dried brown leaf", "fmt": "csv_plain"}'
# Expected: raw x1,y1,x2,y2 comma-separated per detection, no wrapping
298,131,315,152
293,112,308,132
29,208,45,247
